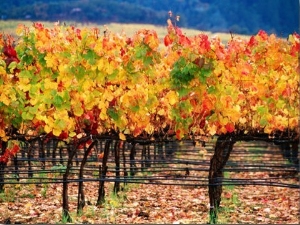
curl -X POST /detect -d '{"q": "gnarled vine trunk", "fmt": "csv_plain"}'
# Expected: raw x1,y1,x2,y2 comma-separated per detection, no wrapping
208,134,235,224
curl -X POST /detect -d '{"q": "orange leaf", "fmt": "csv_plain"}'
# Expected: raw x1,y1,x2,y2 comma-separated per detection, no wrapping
225,122,235,133
97,152,104,159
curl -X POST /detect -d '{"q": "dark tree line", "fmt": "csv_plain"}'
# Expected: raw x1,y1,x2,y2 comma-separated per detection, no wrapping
1,0,299,37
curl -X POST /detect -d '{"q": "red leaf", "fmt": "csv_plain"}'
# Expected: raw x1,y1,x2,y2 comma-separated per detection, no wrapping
257,30,268,40
179,35,191,46
248,35,257,47
164,35,172,46
225,123,235,133
175,27,183,36
175,129,182,140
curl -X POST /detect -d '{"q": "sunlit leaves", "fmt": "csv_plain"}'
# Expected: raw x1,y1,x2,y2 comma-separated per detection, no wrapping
0,22,298,142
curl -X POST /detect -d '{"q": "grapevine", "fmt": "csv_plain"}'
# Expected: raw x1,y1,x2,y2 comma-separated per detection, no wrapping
0,20,298,160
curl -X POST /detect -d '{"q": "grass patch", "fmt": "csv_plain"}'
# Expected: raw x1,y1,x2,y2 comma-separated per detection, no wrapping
19,193,35,199
216,171,242,224
0,185,16,202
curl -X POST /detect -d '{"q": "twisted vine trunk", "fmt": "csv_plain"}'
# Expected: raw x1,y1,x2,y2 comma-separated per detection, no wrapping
97,139,112,205
62,136,91,223
208,134,235,224
113,140,121,193
122,142,128,186
77,140,97,214
62,144,77,223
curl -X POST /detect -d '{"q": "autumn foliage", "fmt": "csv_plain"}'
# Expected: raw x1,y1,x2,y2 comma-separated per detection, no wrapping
0,19,299,160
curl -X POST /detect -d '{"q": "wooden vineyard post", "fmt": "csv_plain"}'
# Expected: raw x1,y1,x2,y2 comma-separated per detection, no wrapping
208,134,235,224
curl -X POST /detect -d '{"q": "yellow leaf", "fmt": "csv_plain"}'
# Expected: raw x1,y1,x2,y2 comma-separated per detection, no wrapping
30,97,39,105
120,95,130,108
106,63,114,74
97,57,105,71
0,93,10,105
157,109,165,116
100,111,108,120
24,202,32,213
69,131,76,137
239,117,247,124
119,132,126,141
145,124,154,134
44,124,52,134
44,78,58,90
208,124,217,136
166,90,178,106
0,129,6,138
219,115,228,126
45,53,57,68
124,128,131,134
53,128,61,137
73,102,84,117
18,78,30,91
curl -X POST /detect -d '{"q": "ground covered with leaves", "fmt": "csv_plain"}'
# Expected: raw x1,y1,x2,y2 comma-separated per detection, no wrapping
0,140,299,224
0,171,299,224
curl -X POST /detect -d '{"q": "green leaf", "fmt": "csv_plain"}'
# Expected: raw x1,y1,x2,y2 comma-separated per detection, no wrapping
198,68,212,83
12,116,23,128
259,117,268,126
38,53,47,67
83,49,99,65
107,108,119,121
107,69,119,81
19,70,33,79
62,90,71,103
8,61,17,73
61,52,71,58
135,44,148,59
177,87,189,98
71,66,85,81
21,111,34,120
257,106,268,115
171,57,195,86
55,119,66,130
29,85,39,98
130,105,140,112
53,94,64,109
28,105,38,114
21,54,34,65
143,56,153,66
0,59,6,67
208,86,216,94
124,61,136,74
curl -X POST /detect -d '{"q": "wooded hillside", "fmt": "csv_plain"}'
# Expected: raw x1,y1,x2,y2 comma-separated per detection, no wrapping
0,0,299,37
